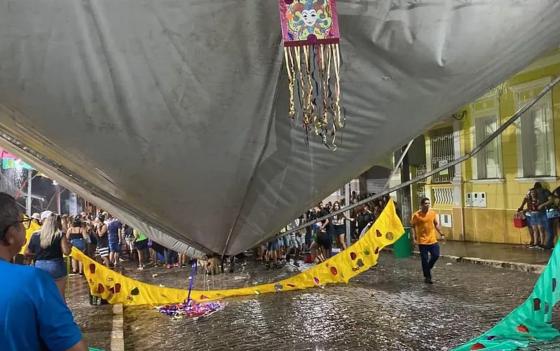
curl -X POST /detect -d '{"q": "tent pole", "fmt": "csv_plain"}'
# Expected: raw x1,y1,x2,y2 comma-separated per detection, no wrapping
26,169,32,216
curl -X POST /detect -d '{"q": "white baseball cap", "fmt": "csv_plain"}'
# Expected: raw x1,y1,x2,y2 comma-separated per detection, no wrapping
40,210,53,222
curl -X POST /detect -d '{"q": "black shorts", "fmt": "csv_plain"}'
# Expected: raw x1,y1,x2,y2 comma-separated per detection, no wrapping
334,224,346,236
135,239,148,250
317,231,332,249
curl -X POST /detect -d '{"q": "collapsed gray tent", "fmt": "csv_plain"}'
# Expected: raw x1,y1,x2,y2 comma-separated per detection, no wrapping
0,0,559,257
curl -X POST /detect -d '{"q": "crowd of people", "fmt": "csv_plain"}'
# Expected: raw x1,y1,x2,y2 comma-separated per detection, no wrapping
517,181,560,250
19,209,194,300
257,192,393,268
0,193,88,351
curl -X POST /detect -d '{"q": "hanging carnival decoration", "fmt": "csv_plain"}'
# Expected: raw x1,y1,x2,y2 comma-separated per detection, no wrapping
156,261,226,320
278,0,343,148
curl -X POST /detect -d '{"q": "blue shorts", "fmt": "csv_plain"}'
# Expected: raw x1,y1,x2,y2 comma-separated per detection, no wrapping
35,259,67,280
525,213,535,227
109,241,120,253
529,211,547,227
70,238,86,251
267,240,279,251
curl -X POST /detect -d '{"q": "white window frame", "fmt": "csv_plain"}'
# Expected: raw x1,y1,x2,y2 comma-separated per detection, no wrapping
470,90,502,180
473,115,502,179
511,77,556,178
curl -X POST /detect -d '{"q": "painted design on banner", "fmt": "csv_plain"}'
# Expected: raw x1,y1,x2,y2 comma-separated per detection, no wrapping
71,200,404,306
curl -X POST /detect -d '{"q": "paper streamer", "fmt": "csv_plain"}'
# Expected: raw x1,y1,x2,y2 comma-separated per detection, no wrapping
71,200,404,306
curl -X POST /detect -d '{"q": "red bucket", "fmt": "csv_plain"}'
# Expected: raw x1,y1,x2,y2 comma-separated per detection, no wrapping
513,217,527,228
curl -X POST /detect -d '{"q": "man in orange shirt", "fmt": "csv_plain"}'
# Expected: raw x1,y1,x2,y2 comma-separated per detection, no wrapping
411,197,445,284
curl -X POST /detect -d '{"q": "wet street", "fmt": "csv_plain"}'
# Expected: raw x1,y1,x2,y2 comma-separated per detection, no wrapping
66,252,548,351
66,276,114,351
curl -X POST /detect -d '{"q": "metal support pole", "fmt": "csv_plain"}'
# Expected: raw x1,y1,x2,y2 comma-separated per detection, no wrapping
344,182,351,247
56,184,61,214
384,139,414,190
400,144,412,224
26,169,32,216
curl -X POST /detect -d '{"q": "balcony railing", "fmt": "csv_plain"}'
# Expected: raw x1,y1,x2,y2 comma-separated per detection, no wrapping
431,185,454,207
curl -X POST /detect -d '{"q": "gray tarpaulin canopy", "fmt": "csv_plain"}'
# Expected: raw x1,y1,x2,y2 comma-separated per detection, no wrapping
0,0,559,257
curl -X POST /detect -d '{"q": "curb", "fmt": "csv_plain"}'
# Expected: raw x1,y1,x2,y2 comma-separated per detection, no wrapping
411,251,545,274
110,304,125,351
387,248,545,274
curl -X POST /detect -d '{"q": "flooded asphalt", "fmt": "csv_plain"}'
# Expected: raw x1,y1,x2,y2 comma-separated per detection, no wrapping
115,253,549,351
66,275,114,351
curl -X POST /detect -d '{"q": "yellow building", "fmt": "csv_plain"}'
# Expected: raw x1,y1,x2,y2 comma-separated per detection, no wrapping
418,48,560,245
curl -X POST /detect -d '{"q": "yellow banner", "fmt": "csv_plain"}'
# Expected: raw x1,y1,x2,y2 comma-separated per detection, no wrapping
71,200,404,306
20,221,41,255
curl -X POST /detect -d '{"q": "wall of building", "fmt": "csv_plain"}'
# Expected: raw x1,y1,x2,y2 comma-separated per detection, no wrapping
424,48,560,244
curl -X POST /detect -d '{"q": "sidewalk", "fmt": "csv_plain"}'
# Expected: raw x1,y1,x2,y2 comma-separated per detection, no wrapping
65,276,117,351
412,240,552,273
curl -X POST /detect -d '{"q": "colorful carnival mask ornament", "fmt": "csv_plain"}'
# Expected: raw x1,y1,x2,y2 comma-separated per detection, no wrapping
278,0,342,148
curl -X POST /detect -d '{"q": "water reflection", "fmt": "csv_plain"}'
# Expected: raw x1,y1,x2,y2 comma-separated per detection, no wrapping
122,255,540,350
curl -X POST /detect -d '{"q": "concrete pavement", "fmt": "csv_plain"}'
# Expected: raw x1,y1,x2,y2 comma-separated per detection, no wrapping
420,240,551,274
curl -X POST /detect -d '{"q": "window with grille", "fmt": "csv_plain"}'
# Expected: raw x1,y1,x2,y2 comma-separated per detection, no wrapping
430,128,454,183
474,115,501,179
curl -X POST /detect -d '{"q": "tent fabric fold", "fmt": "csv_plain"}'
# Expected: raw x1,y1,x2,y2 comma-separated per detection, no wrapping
0,1,559,254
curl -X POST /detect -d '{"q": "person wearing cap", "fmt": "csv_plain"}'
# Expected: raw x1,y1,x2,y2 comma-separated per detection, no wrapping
40,210,53,223
31,212,41,225
0,192,87,351
18,213,41,265
23,212,51,265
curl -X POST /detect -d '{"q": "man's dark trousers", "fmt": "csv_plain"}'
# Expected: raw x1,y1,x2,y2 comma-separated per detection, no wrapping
419,243,440,280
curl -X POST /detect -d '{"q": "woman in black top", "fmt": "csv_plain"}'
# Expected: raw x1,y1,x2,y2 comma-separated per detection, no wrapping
95,215,110,266
330,201,354,251
67,217,88,274
357,205,374,237
26,213,71,298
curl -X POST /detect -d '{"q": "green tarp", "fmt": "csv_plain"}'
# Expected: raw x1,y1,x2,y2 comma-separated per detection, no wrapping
454,243,560,350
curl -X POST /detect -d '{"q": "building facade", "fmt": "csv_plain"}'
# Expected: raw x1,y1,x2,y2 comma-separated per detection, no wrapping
417,48,560,244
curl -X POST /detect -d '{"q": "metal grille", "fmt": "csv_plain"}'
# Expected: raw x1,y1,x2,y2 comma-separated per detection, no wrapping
432,186,454,206
430,128,455,183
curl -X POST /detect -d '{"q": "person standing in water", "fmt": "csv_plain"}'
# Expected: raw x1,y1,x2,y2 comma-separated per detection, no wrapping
411,197,445,284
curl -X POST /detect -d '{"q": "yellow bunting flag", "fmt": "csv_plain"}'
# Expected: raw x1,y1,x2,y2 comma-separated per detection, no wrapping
71,200,404,306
